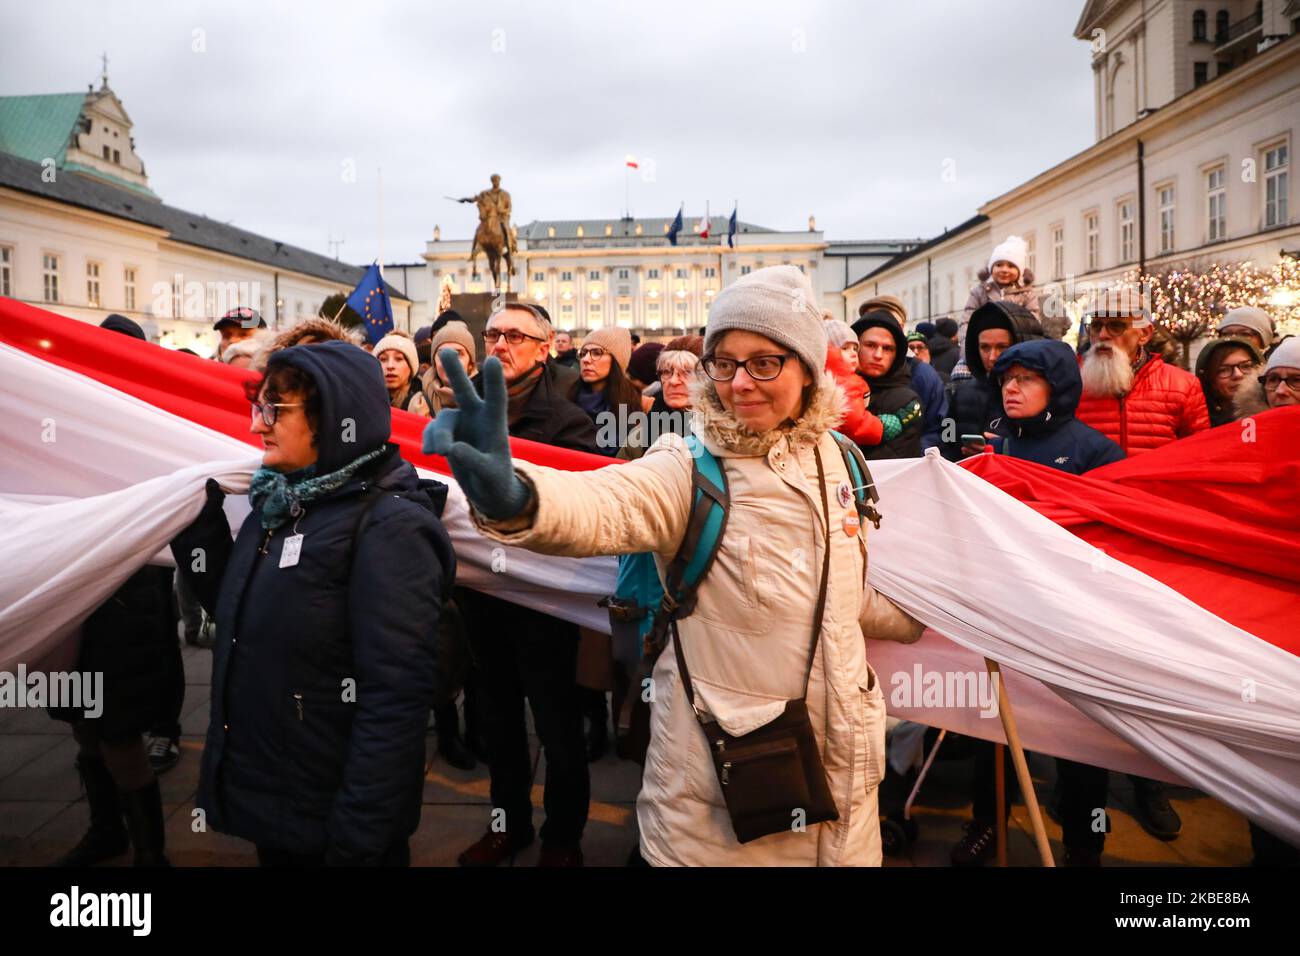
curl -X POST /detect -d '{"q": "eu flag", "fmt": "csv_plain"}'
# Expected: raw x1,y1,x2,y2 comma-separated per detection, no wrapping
346,263,393,344
727,205,738,248
667,206,683,246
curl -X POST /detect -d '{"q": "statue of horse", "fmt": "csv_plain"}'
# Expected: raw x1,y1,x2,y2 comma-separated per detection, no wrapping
469,203,514,292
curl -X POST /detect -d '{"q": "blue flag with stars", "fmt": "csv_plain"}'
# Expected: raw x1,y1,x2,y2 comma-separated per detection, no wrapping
667,206,683,246
346,263,393,344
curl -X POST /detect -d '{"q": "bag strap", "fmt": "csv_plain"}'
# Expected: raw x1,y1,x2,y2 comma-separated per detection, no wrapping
829,430,883,530
674,443,834,721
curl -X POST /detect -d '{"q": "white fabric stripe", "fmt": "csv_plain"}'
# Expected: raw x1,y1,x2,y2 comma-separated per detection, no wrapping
1,342,1297,841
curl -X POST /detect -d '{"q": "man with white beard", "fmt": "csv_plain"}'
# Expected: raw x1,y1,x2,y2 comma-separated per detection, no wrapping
1074,288,1209,845
1075,288,1209,457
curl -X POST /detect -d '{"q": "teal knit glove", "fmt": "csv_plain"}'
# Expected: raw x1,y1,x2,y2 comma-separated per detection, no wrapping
878,399,923,441
422,351,531,521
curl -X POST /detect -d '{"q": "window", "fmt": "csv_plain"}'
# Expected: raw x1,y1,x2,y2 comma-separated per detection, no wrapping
647,268,660,279
0,245,10,296
605,225,613,236
560,303,574,315
1193,10,1207,41
102,145,110,160
703,267,716,278
1264,143,1289,228
675,301,688,314
618,301,631,313
1194,62,1209,87
674,268,687,279
588,270,600,281
1206,166,1226,240
1118,199,1135,263
532,271,544,282
1158,184,1176,254
1215,10,1229,43
740,265,752,275
42,253,60,302
647,301,661,314
1024,233,1036,276
547,227,556,238
1050,225,1064,279
576,225,584,237
112,149,120,164
86,260,101,307
1084,211,1099,271
123,267,136,311
588,302,602,316
560,271,573,282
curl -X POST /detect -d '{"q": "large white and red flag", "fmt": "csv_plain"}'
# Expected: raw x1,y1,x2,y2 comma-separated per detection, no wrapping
1,298,1298,841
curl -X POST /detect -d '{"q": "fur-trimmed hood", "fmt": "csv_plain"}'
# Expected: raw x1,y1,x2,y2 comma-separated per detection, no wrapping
687,372,846,458
1233,367,1272,419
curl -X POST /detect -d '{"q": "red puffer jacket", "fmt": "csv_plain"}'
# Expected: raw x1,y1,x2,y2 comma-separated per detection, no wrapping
1075,353,1210,454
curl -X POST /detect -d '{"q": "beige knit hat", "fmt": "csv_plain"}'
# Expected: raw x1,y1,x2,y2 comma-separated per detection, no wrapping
374,332,419,376
704,265,827,375
582,326,633,371
858,293,907,325
431,322,477,369
1218,306,1275,348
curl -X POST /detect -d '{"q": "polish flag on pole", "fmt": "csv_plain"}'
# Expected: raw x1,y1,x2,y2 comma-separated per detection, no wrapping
624,155,638,169
697,203,710,239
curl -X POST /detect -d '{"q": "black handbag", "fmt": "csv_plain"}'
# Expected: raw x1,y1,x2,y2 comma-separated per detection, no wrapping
671,446,840,844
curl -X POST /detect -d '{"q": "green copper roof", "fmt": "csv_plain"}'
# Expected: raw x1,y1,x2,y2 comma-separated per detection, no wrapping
0,93,86,165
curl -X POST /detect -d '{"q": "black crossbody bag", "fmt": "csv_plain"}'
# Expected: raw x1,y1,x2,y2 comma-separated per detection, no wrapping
670,446,839,844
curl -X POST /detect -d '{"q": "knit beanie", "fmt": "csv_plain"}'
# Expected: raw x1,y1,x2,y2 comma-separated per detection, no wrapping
1218,306,1275,349
374,332,420,377
988,235,1029,275
705,265,827,376
858,293,907,325
823,319,857,349
431,321,477,369
1265,336,1300,373
583,326,633,371
907,332,928,346
627,342,665,383
914,321,937,338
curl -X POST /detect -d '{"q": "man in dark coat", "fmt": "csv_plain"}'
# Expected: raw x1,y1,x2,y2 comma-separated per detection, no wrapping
452,303,598,867
928,317,960,377
852,310,924,459
173,340,455,866
943,301,1043,461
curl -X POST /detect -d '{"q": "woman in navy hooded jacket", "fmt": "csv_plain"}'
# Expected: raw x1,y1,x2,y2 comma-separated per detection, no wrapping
171,340,455,866
953,338,1122,867
988,339,1124,474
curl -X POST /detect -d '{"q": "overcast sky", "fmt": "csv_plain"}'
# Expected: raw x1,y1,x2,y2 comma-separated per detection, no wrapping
2,0,1095,263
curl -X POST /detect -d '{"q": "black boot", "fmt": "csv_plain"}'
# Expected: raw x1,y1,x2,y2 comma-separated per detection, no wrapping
55,756,129,867
434,702,477,771
120,779,170,867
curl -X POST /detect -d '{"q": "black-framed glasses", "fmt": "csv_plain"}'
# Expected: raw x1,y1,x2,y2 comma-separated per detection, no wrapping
1263,373,1300,392
1214,360,1259,379
483,328,547,347
702,352,795,382
578,346,608,360
250,401,303,426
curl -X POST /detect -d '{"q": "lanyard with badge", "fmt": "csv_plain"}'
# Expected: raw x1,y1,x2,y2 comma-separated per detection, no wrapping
279,504,305,568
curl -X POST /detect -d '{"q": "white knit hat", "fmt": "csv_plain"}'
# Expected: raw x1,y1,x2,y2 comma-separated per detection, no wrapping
374,333,419,377
704,265,827,375
1265,336,1300,373
988,235,1029,275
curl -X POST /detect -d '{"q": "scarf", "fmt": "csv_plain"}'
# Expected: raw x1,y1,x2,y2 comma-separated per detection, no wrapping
248,446,387,530
574,381,609,422
505,363,546,425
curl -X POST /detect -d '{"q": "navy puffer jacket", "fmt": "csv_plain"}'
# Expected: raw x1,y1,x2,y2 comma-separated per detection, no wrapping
173,341,455,863
989,339,1125,475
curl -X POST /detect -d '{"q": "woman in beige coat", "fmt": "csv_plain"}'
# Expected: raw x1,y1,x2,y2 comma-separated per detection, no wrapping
426,266,923,866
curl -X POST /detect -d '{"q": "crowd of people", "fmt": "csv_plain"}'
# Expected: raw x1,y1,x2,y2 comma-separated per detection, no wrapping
49,243,1298,867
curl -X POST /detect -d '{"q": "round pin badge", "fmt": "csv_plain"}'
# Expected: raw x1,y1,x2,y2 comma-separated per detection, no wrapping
842,512,861,537
836,480,853,509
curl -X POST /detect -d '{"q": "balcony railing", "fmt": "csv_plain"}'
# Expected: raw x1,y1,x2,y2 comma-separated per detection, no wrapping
1217,9,1263,47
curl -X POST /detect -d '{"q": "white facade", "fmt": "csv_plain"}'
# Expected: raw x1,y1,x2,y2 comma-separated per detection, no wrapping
404,221,915,338
848,10,1300,333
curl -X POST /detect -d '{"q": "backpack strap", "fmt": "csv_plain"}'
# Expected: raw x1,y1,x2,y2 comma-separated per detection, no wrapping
643,436,729,656
830,430,883,529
